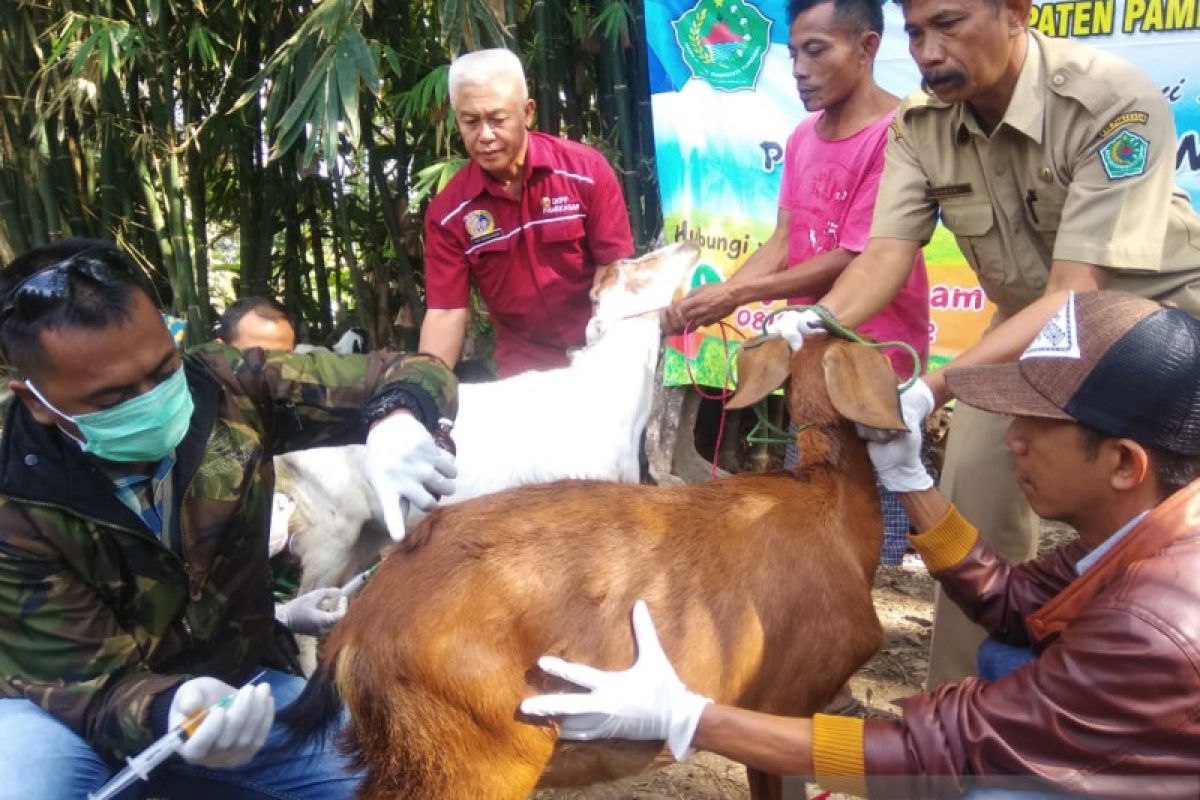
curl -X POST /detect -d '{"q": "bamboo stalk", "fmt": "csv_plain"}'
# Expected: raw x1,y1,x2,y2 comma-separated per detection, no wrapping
630,0,661,244
307,178,334,339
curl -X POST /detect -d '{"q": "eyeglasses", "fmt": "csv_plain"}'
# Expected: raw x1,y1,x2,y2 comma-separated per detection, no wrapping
0,252,120,325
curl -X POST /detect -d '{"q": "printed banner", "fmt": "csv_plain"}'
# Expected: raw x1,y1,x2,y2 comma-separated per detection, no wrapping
646,0,1200,384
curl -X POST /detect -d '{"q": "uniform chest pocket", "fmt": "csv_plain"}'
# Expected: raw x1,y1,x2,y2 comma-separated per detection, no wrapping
465,231,515,267
536,216,588,277
537,216,585,243
938,201,1014,303
193,423,263,502
465,232,534,319
939,201,995,238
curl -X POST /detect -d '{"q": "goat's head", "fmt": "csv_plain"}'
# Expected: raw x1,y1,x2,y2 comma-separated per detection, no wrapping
585,241,700,342
727,334,906,460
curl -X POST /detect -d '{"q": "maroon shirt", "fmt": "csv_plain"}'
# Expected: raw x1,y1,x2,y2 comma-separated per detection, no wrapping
424,131,634,377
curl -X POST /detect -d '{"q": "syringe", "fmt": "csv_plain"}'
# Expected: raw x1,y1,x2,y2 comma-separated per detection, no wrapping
340,564,380,597
88,670,267,800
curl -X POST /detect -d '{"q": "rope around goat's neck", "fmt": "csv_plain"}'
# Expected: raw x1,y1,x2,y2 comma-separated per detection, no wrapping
654,304,923,473
760,304,923,391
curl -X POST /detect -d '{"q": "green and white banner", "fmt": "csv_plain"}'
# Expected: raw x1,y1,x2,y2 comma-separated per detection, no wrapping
643,0,1200,385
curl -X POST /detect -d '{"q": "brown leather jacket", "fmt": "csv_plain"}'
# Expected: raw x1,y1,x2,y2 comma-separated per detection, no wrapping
863,481,1200,798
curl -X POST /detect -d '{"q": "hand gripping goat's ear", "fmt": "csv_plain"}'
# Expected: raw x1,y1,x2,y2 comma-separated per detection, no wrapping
726,336,791,410
822,342,907,433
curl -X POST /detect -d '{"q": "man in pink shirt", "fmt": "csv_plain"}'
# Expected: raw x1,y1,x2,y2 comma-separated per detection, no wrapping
664,0,929,566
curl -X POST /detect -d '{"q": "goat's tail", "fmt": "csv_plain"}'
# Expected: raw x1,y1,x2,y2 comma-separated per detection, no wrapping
277,657,343,751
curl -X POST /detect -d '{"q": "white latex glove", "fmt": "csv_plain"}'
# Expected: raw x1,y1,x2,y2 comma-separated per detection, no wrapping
274,587,347,635
764,309,825,352
864,379,935,493
365,412,457,541
169,678,274,769
520,600,712,761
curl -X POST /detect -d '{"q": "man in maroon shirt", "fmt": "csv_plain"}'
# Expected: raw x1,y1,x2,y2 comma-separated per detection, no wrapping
419,48,635,378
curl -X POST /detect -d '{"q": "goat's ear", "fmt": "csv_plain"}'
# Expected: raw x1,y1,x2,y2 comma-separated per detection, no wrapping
727,336,790,409
822,343,906,431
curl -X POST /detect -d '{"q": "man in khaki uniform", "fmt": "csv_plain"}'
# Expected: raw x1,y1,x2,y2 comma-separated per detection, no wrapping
787,0,1200,685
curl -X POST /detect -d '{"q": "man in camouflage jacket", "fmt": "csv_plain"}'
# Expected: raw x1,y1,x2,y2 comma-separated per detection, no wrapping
0,239,457,798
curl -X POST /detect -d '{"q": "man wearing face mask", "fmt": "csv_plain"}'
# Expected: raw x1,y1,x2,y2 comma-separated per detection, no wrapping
0,239,457,798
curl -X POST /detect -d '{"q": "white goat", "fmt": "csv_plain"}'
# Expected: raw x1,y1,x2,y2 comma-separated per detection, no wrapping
275,241,701,593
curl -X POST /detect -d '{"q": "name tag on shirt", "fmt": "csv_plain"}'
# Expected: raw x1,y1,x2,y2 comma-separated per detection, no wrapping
924,183,974,201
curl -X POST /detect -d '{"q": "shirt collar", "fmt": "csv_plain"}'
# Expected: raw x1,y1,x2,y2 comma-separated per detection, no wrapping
102,451,177,489
1076,509,1151,575
953,31,1044,144
523,130,551,172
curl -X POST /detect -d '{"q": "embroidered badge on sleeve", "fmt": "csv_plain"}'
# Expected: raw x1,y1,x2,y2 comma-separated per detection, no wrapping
1098,129,1149,180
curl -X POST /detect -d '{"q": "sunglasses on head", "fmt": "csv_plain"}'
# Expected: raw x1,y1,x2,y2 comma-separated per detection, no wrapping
0,252,123,326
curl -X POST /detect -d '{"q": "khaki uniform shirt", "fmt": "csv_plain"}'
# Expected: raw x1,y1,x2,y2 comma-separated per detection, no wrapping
872,30,1200,319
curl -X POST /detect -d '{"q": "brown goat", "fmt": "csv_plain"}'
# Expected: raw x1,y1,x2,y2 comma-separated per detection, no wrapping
282,334,907,799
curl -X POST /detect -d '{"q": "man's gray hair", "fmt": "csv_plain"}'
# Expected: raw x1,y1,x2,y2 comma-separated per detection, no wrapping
448,48,529,108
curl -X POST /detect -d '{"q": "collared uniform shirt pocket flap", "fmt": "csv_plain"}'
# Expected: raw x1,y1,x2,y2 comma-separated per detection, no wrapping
536,215,586,244
465,228,515,261
535,216,589,280
939,201,995,237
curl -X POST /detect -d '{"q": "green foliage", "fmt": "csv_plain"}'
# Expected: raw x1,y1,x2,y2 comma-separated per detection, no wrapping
0,0,659,349
592,0,634,42
186,25,227,67
240,0,381,167
411,157,468,210
440,0,512,54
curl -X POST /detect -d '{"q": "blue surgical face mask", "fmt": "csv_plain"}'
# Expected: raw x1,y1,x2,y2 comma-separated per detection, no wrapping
26,368,194,462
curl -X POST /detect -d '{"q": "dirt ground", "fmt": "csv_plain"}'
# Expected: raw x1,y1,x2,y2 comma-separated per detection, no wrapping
538,521,1078,800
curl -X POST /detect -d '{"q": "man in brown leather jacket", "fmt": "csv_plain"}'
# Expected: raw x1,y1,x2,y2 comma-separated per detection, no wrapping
521,290,1200,798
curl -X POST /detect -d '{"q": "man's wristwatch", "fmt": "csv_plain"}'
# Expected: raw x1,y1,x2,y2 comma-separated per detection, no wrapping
361,386,434,431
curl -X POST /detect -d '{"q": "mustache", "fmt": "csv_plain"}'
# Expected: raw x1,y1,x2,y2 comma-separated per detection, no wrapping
921,69,966,93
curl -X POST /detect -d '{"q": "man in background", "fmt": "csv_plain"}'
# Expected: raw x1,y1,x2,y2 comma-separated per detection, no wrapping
218,296,297,352
664,0,929,568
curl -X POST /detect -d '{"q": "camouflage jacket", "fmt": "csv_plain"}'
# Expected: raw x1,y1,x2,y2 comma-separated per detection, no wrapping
0,344,456,760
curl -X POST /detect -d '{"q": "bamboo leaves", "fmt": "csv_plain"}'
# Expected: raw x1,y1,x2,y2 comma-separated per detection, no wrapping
186,24,226,67
0,0,660,350
592,0,634,44
411,156,466,209
440,0,511,53
242,0,381,167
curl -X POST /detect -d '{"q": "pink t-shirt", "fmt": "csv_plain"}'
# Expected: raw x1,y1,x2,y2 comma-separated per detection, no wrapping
778,110,930,378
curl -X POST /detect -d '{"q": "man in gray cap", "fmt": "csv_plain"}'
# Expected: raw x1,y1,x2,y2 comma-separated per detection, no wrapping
521,290,1200,797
